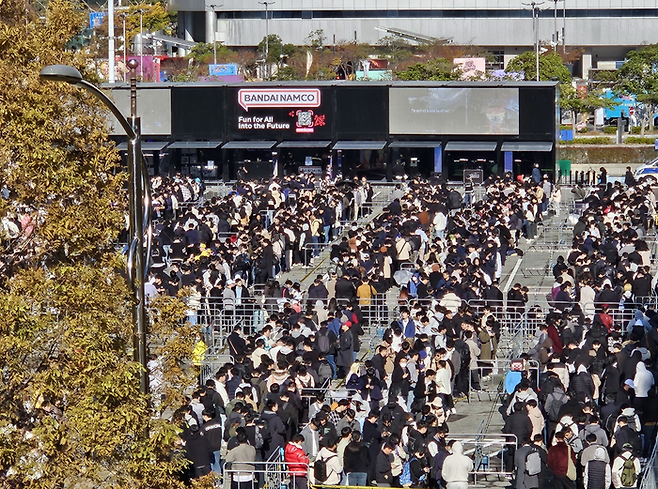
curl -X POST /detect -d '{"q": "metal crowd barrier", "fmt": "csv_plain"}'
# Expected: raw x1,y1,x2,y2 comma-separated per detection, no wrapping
468,359,539,402
200,353,234,385
447,433,518,483
223,456,309,489
640,429,658,489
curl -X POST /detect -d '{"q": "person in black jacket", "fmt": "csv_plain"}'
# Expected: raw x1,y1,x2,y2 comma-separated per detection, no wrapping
343,431,372,486
503,402,533,472
260,399,287,460
389,356,411,403
375,442,395,485
335,273,356,301
184,422,213,479
611,416,642,457
409,447,430,487
201,410,223,475
227,327,247,358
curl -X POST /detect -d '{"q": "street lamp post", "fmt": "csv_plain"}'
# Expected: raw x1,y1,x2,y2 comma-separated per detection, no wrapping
138,9,144,80
120,12,128,82
258,1,274,78
108,0,115,83
523,1,544,81
208,4,223,66
39,62,152,396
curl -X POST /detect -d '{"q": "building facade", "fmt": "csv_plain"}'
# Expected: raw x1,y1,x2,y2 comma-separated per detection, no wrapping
169,0,658,78
108,81,558,181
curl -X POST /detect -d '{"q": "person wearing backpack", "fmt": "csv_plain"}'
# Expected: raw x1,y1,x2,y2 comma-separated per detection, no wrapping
611,444,641,488
514,436,541,489
583,447,611,489
314,436,342,485
544,386,569,440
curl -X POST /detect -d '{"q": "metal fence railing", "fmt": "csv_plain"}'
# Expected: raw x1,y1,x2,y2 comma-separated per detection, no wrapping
641,430,658,489
223,451,306,489
468,359,540,402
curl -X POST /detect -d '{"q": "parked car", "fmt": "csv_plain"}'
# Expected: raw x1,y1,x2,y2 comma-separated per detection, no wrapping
634,157,658,183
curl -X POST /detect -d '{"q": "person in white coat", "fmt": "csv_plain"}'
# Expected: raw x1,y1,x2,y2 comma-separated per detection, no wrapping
314,438,342,485
441,441,473,489
633,360,654,414
433,210,447,239
633,361,654,398
611,445,641,488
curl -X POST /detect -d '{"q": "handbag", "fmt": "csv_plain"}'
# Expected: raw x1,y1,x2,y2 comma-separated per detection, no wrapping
566,445,577,481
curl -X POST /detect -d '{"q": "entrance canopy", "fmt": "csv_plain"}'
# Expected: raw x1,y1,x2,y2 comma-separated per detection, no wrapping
277,141,332,148
333,141,387,150
500,142,554,152
389,141,441,148
222,141,277,150
168,141,223,149
444,141,497,152
116,141,170,151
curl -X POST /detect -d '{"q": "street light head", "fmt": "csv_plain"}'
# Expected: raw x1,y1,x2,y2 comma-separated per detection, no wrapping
39,64,83,84
127,59,139,70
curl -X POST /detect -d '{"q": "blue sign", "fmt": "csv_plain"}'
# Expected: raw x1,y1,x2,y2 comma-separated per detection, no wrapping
90,11,107,28
209,64,238,76
433,146,443,173
655,139,658,151
504,151,513,174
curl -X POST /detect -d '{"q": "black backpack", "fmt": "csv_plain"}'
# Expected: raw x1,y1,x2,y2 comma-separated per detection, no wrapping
314,454,336,482
256,416,272,449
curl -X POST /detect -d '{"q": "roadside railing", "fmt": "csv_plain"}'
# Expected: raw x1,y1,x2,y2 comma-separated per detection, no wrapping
223,454,309,489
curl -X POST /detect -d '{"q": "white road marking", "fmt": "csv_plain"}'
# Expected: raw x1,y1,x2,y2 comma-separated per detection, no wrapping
503,257,523,293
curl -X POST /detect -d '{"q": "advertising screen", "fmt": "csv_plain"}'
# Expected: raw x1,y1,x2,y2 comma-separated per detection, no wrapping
389,87,519,135
335,86,388,138
226,86,332,139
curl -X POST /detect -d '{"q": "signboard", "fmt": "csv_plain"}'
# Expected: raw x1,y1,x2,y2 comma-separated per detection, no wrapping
299,166,324,174
227,87,331,139
463,168,484,184
209,64,238,76
454,57,486,80
390,87,520,135
90,11,107,28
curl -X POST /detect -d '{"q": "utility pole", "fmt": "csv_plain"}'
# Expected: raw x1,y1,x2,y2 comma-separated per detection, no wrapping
121,12,127,82
562,0,566,53
138,8,144,80
523,1,545,81
108,0,115,83
259,1,275,78
208,4,223,66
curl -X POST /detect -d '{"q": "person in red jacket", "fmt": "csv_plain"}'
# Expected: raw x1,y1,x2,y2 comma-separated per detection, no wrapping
284,434,310,489
546,322,563,355
548,430,577,489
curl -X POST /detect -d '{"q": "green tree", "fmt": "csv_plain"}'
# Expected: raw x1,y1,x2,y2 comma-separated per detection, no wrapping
505,50,571,83
188,41,239,65
0,0,203,487
614,44,658,134
395,58,461,81
257,34,296,64
560,85,617,132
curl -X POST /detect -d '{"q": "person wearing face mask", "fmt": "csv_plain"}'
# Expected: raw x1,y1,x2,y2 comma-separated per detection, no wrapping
389,356,411,403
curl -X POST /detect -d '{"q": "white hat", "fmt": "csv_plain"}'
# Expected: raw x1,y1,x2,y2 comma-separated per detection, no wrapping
226,279,235,286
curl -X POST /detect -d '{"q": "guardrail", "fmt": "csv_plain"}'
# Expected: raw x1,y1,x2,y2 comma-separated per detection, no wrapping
468,359,539,402
223,453,304,489
200,352,234,385
640,429,658,489
449,433,518,484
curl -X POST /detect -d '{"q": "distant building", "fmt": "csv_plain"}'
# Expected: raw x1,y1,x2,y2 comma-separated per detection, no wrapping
168,0,658,78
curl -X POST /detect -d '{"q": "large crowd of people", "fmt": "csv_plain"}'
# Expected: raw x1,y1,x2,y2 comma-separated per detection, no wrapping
165,171,658,489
